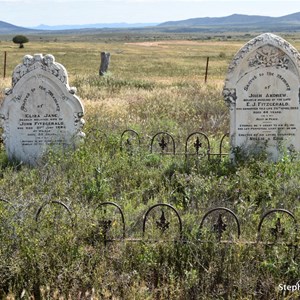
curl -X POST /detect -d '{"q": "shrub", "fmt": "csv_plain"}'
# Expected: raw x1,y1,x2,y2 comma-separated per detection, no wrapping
12,35,29,48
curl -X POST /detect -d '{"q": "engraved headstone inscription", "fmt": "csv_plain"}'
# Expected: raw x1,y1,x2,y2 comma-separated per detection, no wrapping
0,54,85,165
223,33,300,161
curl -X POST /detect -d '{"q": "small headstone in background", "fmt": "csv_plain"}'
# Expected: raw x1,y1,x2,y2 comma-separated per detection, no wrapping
223,33,300,161
0,53,85,165
99,52,110,76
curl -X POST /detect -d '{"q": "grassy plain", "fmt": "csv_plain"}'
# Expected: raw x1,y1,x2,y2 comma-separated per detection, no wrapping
0,32,300,299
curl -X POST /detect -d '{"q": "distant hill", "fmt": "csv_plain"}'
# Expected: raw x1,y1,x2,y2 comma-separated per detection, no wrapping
159,14,273,27
0,20,158,35
276,12,300,24
0,20,35,34
34,23,159,30
1,12,300,35
158,12,300,31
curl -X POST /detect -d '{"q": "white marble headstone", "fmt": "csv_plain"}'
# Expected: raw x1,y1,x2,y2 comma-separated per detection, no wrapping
0,54,85,165
223,33,300,161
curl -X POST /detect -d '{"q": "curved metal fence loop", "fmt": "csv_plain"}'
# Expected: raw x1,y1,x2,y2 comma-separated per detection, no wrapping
185,131,211,159
199,207,241,241
257,208,297,243
0,198,16,210
86,127,108,143
0,198,11,205
142,203,183,240
219,132,229,158
35,200,74,229
150,132,176,155
120,129,141,154
96,201,126,240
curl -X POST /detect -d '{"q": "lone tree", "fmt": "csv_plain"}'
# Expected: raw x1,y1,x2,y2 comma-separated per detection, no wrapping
12,35,29,48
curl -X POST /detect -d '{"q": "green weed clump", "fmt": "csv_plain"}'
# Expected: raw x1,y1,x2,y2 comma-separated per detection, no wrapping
0,130,300,299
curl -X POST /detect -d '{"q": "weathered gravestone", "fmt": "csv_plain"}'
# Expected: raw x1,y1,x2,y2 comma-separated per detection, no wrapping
223,33,300,161
0,54,85,165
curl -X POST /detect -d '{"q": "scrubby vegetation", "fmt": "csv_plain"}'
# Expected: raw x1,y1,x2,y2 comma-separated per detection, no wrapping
0,35,300,299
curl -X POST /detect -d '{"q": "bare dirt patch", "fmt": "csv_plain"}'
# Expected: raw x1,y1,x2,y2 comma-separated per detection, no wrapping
125,40,202,48
125,40,241,48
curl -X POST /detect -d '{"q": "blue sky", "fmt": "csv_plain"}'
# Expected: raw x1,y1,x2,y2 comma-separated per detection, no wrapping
0,0,299,27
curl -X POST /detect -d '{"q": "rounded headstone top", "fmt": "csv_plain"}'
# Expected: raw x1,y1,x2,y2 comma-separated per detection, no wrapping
225,33,300,84
12,53,68,87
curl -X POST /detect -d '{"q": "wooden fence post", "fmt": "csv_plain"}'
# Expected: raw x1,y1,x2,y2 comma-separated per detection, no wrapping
204,57,209,83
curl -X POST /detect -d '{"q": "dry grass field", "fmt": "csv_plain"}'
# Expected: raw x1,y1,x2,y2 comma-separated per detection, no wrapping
1,37,239,142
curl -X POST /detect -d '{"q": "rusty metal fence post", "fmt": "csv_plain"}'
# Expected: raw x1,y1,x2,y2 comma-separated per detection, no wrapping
3,51,7,79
